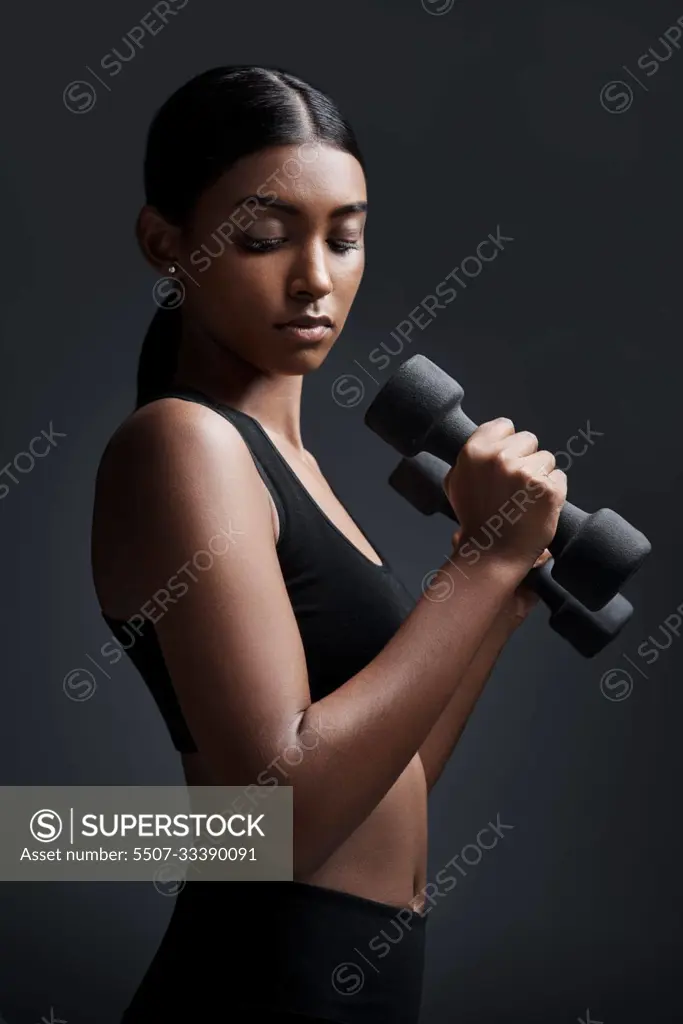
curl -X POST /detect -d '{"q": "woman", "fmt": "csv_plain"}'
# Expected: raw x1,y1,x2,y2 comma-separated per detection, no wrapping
91,65,565,1023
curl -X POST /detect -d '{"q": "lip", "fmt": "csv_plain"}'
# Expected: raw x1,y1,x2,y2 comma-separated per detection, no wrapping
276,316,333,328
277,323,332,343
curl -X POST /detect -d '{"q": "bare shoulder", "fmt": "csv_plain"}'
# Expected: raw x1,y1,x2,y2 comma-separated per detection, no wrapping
101,396,248,468
92,397,275,617
95,396,270,513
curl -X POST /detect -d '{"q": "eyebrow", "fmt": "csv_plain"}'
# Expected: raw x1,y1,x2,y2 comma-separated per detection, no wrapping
233,195,367,217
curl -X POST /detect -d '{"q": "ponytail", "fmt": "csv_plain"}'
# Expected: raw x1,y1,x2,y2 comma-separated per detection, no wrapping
135,304,182,409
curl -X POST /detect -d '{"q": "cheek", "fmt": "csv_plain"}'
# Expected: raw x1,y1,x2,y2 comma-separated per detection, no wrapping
194,251,282,321
336,255,365,300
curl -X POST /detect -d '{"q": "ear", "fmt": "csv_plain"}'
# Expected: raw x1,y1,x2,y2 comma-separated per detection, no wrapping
135,204,182,274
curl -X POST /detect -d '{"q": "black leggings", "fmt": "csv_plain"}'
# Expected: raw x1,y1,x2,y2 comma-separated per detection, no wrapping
121,879,427,1023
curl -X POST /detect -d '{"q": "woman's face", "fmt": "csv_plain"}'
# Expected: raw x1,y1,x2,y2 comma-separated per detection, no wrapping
174,143,367,375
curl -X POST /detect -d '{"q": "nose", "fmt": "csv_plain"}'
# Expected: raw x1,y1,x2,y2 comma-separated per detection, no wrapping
287,238,333,301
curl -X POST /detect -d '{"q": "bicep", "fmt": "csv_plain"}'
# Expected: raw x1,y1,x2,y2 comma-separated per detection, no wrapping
115,402,310,782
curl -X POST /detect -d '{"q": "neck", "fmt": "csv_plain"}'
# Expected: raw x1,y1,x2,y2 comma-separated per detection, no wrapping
171,324,305,452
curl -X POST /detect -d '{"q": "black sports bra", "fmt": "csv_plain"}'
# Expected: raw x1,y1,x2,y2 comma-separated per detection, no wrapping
101,387,416,753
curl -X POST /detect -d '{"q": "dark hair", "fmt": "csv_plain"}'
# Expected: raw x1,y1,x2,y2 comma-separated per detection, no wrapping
135,65,365,408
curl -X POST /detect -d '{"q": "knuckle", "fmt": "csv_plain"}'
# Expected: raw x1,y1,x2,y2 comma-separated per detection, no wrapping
492,448,510,469
522,468,550,494
480,416,514,433
463,436,484,461
518,468,540,489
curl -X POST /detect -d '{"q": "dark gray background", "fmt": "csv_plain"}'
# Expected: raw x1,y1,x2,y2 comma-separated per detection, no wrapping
1,0,681,1020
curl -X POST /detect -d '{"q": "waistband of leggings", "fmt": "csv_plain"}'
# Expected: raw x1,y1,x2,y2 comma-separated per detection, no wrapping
179,878,427,924
284,880,428,924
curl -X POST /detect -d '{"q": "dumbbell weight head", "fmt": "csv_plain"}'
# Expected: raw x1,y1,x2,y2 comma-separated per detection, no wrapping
526,559,633,658
389,453,633,657
550,506,649,611
365,356,478,460
367,353,651,610
388,452,456,520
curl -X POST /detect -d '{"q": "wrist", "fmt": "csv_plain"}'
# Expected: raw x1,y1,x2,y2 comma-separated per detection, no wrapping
452,536,532,593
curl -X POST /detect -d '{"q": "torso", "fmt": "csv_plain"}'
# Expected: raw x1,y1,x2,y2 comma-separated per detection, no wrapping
181,748,427,911
93,411,428,913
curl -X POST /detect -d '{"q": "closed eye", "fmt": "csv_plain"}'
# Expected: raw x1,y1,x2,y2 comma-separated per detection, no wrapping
238,236,362,254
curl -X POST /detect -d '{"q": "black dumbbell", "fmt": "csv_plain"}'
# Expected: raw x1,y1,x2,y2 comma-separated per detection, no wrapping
388,452,633,657
365,354,651,611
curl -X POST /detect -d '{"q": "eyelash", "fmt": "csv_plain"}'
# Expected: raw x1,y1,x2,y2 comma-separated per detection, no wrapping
239,237,361,254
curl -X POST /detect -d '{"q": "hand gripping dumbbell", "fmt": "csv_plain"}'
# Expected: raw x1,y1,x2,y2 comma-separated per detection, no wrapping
388,451,633,657
364,354,651,611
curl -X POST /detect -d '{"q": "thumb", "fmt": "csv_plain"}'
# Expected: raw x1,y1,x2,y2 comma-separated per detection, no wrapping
531,548,552,570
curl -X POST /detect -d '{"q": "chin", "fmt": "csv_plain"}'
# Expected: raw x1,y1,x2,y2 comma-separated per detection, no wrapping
266,335,336,375
283,348,331,375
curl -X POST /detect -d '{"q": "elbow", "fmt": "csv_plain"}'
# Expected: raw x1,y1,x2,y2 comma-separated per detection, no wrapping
288,709,337,878
213,711,334,879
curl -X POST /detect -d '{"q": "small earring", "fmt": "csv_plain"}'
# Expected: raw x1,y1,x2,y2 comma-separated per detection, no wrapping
168,264,177,273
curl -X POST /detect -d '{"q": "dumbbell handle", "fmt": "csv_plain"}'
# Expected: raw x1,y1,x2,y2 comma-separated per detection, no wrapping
388,453,633,656
390,449,573,602
423,401,581,557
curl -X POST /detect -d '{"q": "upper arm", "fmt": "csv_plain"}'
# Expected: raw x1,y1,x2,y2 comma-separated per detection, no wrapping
103,399,310,782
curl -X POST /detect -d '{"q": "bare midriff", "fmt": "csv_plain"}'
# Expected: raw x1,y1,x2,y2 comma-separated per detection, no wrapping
182,748,428,913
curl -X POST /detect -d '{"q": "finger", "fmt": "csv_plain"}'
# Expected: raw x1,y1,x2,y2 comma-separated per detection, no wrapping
442,462,457,494
531,548,552,569
547,467,568,501
520,449,557,477
468,417,516,447
497,430,539,459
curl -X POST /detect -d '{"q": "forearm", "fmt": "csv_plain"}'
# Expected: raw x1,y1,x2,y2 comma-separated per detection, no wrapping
418,605,521,792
